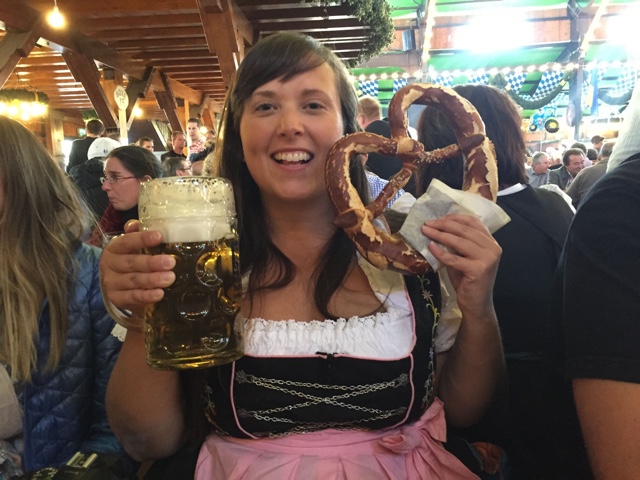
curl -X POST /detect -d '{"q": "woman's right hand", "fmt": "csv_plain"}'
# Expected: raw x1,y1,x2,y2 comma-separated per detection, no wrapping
100,220,176,315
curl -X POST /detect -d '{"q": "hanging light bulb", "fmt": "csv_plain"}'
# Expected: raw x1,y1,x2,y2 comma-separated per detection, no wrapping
47,0,66,29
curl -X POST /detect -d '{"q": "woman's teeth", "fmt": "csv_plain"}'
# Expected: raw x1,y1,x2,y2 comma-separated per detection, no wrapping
273,152,311,164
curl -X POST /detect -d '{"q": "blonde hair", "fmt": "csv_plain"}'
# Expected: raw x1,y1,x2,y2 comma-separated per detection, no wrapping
0,116,90,381
357,95,382,122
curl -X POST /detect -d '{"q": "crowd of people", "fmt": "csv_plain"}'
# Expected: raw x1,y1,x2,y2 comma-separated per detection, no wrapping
0,30,638,480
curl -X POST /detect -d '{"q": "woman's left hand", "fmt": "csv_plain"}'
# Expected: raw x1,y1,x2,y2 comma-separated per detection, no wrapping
421,214,501,317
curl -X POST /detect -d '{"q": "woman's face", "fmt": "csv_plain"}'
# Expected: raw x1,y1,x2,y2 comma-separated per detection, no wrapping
239,63,344,205
140,140,154,152
102,156,143,211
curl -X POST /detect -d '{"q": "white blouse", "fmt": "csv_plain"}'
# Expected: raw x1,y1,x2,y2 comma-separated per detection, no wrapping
241,256,461,359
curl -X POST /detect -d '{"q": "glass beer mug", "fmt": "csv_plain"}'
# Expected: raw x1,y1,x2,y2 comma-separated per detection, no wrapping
138,177,243,369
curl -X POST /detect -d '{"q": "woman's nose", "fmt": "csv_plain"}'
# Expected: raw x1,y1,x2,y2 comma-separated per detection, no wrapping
102,181,110,192
277,109,304,137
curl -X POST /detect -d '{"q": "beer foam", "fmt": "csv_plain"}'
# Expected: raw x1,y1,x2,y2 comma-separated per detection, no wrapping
139,177,236,243
144,217,233,243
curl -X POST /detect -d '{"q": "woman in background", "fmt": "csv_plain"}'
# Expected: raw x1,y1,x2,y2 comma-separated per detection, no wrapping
416,84,588,479
88,145,162,246
0,116,129,473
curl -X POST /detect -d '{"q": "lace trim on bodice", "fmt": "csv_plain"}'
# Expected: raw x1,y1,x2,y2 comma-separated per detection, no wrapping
241,256,414,359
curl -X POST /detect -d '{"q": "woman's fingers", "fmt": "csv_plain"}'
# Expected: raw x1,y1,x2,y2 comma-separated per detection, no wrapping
421,214,501,315
100,229,176,311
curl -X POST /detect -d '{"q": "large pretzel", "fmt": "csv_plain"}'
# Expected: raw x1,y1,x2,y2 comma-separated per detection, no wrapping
325,83,498,275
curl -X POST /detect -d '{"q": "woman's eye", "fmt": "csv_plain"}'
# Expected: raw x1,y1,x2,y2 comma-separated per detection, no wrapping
255,103,273,112
306,102,324,110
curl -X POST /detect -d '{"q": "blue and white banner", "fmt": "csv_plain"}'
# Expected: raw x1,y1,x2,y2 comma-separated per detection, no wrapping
358,80,378,97
393,78,408,93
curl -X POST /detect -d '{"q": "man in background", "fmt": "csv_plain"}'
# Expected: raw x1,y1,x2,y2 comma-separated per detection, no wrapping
357,96,416,195
161,131,187,162
526,152,551,188
591,134,604,153
69,136,120,219
162,157,191,177
187,118,205,161
67,119,105,173
549,148,586,190
567,141,615,208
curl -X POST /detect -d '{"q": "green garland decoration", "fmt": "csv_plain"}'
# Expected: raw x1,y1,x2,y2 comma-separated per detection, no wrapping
82,109,99,121
598,88,633,106
314,0,394,66
490,71,575,111
0,88,49,104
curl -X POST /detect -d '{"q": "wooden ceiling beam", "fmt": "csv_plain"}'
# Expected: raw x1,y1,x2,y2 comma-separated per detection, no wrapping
166,77,204,105
168,75,223,82
159,65,222,73
0,25,41,88
199,0,224,13
259,19,365,32
93,27,205,42
243,4,352,22
133,49,214,61
197,0,251,85
110,37,207,50
12,65,72,74
79,13,202,31
62,50,118,129
153,89,182,132
19,0,197,16
148,58,220,68
14,56,67,66
125,66,156,127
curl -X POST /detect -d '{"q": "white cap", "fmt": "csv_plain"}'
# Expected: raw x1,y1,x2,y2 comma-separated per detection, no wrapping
88,137,120,160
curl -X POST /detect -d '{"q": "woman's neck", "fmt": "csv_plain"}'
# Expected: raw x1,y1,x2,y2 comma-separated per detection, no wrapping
262,196,337,269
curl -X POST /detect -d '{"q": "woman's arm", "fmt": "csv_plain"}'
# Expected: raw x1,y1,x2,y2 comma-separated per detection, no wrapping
101,225,186,461
424,214,504,428
573,379,640,479
106,331,186,461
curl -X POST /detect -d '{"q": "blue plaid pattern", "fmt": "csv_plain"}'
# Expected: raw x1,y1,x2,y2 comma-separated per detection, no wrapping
366,172,404,208
358,80,378,97
393,78,408,93
610,65,639,96
469,73,490,85
505,72,527,93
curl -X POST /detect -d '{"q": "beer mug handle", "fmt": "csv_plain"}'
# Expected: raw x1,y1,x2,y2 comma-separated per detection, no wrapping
100,279,144,332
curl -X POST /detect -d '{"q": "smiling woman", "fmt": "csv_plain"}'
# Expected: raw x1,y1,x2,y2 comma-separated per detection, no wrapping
101,32,504,479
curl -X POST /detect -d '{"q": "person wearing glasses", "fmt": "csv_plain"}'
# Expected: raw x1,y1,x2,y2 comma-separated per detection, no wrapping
87,146,162,247
161,156,192,177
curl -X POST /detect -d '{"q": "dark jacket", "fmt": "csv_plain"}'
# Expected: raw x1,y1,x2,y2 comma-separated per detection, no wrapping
548,166,573,191
67,137,97,173
69,158,109,219
22,244,127,470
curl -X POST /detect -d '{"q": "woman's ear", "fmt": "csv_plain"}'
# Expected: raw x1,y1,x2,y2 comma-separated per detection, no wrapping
142,175,152,182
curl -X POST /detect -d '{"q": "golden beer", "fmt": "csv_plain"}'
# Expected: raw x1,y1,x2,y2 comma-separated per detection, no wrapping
139,177,243,370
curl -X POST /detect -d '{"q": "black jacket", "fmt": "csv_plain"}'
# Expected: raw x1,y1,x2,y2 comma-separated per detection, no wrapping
70,158,109,219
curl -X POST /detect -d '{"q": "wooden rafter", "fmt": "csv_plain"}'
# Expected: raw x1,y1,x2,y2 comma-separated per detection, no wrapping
153,89,182,132
0,24,41,88
125,66,156,127
62,50,118,128
197,0,252,85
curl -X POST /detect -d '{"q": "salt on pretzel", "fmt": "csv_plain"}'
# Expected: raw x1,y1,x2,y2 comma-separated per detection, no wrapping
325,83,498,274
